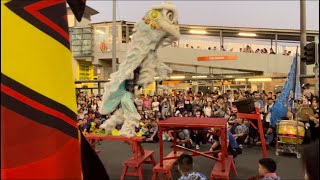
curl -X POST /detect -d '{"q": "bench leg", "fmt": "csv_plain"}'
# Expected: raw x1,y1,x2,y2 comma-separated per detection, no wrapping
149,154,157,166
152,172,158,180
138,166,143,180
231,160,238,176
167,171,172,180
120,166,128,180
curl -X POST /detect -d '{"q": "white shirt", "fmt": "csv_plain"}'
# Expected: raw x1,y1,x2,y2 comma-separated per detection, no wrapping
152,101,160,112
203,107,212,117
265,103,273,123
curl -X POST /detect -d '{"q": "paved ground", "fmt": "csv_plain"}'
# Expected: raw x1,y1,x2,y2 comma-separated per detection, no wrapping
97,141,304,180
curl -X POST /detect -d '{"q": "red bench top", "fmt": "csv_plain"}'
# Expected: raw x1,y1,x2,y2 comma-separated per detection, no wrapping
157,117,227,128
124,150,154,167
153,151,183,172
85,134,145,142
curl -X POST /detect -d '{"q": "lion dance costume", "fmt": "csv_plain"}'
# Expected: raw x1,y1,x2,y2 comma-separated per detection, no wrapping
99,2,180,137
1,0,109,179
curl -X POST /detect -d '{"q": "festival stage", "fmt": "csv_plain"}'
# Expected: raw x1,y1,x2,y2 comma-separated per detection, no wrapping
96,140,304,180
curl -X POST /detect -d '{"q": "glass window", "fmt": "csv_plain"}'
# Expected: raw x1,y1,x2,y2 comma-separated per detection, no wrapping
95,27,106,43
82,40,91,45
73,28,82,34
70,27,92,57
83,34,92,40
83,27,92,33
72,46,82,52
82,46,91,51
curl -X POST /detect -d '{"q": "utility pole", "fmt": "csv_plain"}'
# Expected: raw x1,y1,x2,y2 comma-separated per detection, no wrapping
300,0,307,84
314,36,319,96
112,0,117,73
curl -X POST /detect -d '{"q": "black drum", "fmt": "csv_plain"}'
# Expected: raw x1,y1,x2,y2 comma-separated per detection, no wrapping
234,98,255,113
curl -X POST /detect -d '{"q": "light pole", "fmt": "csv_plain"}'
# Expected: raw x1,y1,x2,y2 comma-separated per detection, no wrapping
314,36,319,96
112,0,117,73
300,0,307,84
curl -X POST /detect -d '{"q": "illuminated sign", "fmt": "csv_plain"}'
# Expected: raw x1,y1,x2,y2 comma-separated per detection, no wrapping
197,55,237,61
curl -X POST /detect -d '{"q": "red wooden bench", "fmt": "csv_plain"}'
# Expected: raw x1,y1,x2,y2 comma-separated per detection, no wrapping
85,134,156,180
211,155,237,180
152,151,183,180
122,150,156,180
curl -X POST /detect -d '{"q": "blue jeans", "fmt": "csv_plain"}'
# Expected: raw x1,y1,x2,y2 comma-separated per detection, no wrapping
228,131,238,149
264,128,274,145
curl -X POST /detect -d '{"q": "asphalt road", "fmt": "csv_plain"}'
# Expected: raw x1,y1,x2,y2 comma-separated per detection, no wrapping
97,141,304,180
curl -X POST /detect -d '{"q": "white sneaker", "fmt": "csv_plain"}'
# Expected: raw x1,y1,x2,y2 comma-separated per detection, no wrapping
190,139,194,145
196,145,200,150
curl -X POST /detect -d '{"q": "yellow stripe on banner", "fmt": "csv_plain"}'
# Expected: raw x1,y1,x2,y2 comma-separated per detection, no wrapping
1,3,77,114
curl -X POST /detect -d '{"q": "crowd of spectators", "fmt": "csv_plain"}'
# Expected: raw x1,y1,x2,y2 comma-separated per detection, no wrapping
171,42,293,56
76,86,319,158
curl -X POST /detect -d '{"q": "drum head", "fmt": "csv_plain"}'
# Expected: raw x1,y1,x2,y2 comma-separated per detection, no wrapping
297,107,314,122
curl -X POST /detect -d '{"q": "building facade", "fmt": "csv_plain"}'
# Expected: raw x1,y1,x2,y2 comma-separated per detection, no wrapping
68,6,319,95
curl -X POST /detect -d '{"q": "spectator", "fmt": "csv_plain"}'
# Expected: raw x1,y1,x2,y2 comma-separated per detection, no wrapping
177,154,208,180
160,96,170,118
151,96,160,113
233,118,249,146
263,48,268,54
213,95,229,118
186,44,189,48
169,96,176,116
213,46,217,51
203,101,213,117
287,51,291,56
282,50,287,55
258,158,280,180
135,94,144,113
172,42,178,47
270,48,276,54
302,140,319,180
177,95,185,113
144,120,159,142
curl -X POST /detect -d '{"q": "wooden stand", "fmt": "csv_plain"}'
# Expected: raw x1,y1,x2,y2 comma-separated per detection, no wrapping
237,107,268,158
86,134,156,180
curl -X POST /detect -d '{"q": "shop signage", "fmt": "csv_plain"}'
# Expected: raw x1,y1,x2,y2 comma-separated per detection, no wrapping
162,81,181,84
197,55,237,61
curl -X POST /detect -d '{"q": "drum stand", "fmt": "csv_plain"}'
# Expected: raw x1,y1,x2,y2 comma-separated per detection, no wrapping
275,100,302,159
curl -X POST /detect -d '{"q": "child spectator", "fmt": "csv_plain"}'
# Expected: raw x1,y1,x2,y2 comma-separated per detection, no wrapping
143,120,159,142
233,118,249,146
258,158,280,180
177,154,208,180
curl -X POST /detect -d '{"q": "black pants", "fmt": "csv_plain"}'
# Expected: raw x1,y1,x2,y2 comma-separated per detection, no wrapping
249,120,259,140
310,127,320,141
190,130,205,145
236,135,247,145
